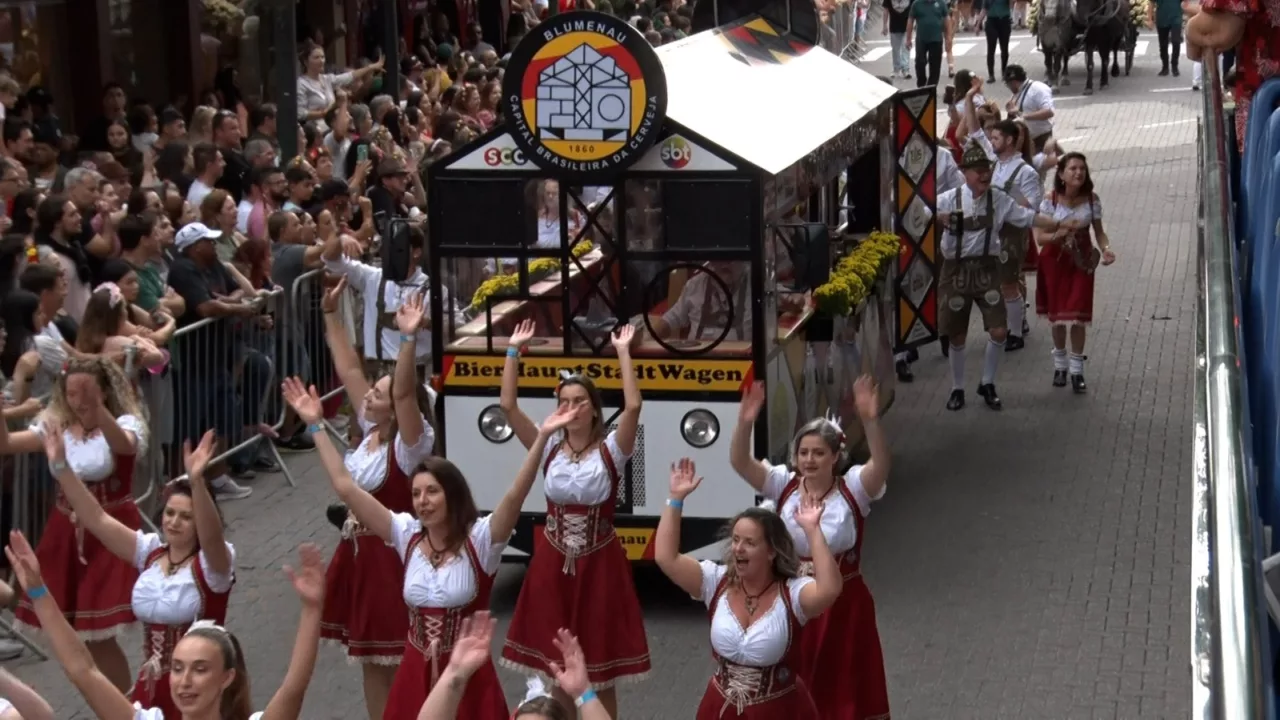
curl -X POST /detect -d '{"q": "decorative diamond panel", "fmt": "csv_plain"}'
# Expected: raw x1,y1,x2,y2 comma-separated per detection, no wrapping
892,89,939,352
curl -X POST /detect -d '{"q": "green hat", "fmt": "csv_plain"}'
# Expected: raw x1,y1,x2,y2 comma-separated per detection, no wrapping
959,138,991,169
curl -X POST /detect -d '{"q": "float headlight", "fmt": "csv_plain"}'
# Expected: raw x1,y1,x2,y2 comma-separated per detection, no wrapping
478,405,514,444
681,409,720,449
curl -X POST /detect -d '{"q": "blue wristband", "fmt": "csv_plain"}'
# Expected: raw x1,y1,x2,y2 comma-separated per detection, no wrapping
507,347,519,358
27,585,47,600
400,333,415,345
575,689,598,707
666,497,684,510
307,423,324,435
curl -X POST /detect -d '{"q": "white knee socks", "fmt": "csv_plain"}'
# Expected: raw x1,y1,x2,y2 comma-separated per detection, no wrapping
949,344,966,390
1069,352,1085,375
1052,347,1068,370
982,338,1004,384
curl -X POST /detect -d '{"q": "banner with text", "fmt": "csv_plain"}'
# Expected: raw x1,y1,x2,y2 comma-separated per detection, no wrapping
442,355,754,392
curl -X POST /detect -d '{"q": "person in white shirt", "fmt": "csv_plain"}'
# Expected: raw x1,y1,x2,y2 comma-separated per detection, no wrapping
296,46,385,133
964,82,1043,351
1003,64,1055,152
185,144,223,208
935,139,1063,411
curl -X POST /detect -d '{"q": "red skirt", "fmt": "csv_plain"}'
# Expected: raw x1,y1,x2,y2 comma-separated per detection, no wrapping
795,575,891,720
14,504,140,637
131,673,177,719
382,645,508,720
502,531,651,686
320,534,409,663
694,678,820,720
1035,243,1095,325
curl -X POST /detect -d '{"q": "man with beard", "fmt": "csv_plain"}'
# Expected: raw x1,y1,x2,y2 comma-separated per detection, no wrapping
245,166,287,242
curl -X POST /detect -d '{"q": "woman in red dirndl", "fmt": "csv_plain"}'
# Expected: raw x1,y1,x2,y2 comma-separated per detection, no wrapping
0,357,145,692
730,379,892,720
284,362,534,720
44,427,235,719
1034,152,1116,393
500,321,651,717
317,282,437,719
655,458,843,719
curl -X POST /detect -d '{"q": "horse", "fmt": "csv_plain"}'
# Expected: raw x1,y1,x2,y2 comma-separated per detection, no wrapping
1035,0,1077,91
1075,0,1129,93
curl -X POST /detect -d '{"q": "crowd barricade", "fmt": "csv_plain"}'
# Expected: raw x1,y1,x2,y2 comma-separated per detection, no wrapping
0,399,52,660
819,0,874,63
1192,59,1274,718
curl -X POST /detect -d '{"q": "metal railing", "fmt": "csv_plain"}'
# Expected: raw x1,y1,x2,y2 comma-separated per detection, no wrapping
819,0,879,62
1192,52,1273,719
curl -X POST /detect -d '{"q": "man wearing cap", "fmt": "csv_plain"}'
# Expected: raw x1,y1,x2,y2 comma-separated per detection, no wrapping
167,221,266,500
936,139,1065,410
1004,64,1055,152
368,157,415,225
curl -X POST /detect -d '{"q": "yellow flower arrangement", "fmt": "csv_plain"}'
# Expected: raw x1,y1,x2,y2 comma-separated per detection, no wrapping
470,241,598,310
813,231,900,317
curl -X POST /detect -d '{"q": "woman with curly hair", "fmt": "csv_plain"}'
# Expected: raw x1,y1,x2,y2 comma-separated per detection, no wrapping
0,356,148,693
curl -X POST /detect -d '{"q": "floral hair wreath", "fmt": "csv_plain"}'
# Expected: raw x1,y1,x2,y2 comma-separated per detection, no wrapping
822,410,847,450
94,282,124,308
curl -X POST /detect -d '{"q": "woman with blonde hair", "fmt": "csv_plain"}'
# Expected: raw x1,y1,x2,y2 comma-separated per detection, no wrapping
188,107,216,146
0,356,147,693
76,283,168,373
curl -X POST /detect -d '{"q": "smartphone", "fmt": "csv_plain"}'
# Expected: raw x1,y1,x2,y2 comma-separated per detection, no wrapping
357,144,369,163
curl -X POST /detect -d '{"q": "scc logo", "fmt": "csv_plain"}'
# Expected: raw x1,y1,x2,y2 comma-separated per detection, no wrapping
660,137,692,169
483,147,528,166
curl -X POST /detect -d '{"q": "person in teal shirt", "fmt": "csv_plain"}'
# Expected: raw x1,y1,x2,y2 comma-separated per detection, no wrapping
1152,0,1183,76
907,0,949,87
980,0,1013,81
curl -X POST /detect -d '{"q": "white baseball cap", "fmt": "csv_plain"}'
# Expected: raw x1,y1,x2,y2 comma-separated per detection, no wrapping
173,222,222,252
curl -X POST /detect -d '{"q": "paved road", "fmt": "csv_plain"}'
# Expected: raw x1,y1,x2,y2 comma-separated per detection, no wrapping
5,46,1196,720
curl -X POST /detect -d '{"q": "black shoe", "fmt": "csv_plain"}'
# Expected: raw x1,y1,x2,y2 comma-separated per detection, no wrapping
1158,65,1169,76
946,389,965,411
905,347,920,363
1071,373,1087,393
896,359,915,383
987,75,997,83
977,383,1003,410
229,464,256,481
274,432,316,453
1172,65,1180,77
1005,335,1025,352
252,455,281,473
326,503,349,530
1053,369,1068,387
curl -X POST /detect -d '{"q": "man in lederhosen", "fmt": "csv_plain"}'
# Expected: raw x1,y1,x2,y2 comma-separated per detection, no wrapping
936,139,1066,410
1003,64,1055,153
963,82,1045,352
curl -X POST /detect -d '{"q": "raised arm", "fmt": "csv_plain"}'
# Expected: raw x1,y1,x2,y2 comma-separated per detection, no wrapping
282,377,394,542
92,396,140,457
184,430,232,578
4,531,135,720
491,405,579,542
499,319,540,449
417,613,497,720
391,292,428,448
852,376,890,499
549,631,614,720
261,544,325,720
793,497,842,619
655,458,705,598
0,667,54,720
321,276,372,407
610,325,641,455
40,422,137,563
729,383,769,492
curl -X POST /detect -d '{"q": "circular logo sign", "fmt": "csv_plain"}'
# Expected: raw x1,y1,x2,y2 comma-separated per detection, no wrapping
660,136,691,169
502,11,668,178
483,146,528,166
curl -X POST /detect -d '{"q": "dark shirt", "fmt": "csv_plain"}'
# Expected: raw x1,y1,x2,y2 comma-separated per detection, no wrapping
884,0,913,33
167,256,239,369
215,148,251,204
367,184,407,233
911,0,949,43
1154,0,1182,26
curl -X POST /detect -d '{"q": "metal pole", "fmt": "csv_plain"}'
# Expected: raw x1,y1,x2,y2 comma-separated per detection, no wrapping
383,0,401,100
550,0,558,16
1194,50,1270,720
273,0,299,162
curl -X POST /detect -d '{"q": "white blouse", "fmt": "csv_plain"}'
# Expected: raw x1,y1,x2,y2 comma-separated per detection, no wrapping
698,561,813,666
30,414,148,483
135,706,261,720
1039,194,1103,228
131,531,235,626
540,430,628,506
761,464,883,557
345,414,434,492
389,513,508,608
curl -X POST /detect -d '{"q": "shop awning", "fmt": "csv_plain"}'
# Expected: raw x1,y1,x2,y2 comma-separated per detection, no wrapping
655,16,896,176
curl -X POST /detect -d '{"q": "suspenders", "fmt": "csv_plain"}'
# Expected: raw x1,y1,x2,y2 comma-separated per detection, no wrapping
1001,160,1026,194
951,191,996,261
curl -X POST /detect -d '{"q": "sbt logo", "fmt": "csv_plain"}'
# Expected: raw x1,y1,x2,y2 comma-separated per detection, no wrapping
483,146,527,166
660,136,692,169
